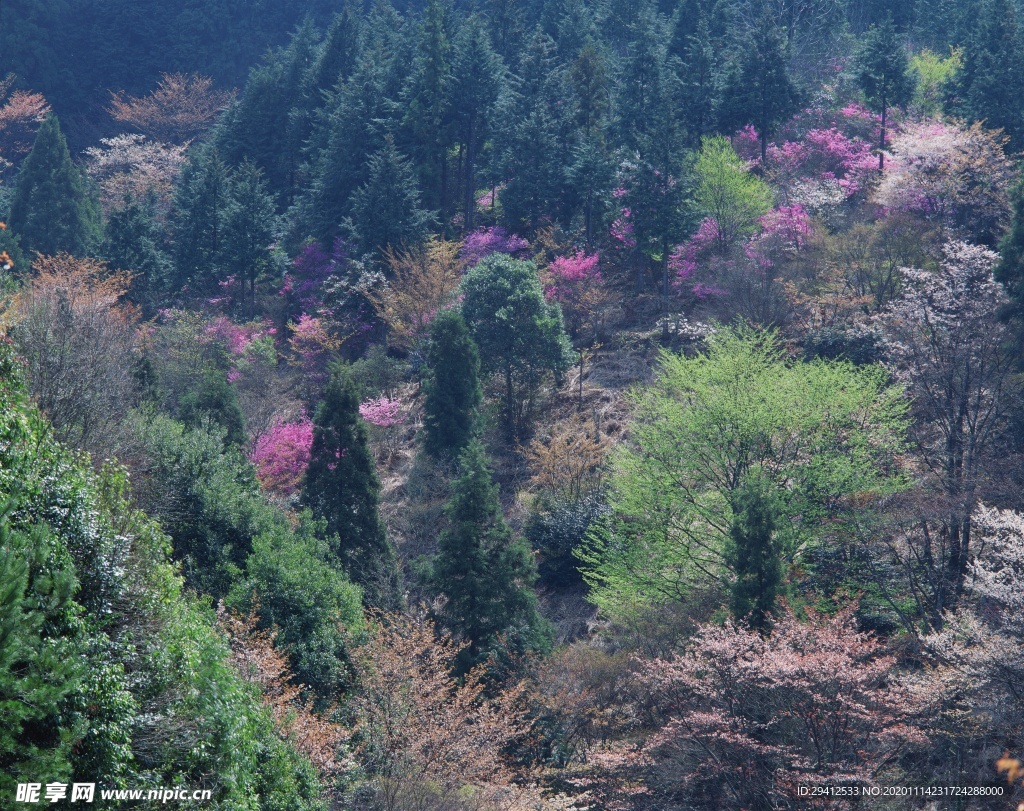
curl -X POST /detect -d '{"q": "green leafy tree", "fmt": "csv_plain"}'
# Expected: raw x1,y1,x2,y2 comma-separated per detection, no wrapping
692,136,772,253
853,14,915,169
719,16,800,161
727,474,782,631
8,113,100,256
302,366,400,608
460,253,572,439
348,135,434,259
429,440,550,672
0,509,84,797
422,309,482,460
578,327,908,625
179,367,248,448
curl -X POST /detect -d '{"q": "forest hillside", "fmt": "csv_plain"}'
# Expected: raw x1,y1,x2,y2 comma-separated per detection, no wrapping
2,0,1024,808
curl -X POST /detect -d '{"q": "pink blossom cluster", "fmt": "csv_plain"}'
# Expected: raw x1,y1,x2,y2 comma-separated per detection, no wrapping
279,238,346,317
609,207,636,249
288,313,337,390
249,416,314,496
669,217,723,293
460,226,530,266
769,128,875,195
359,396,407,428
205,316,275,357
544,252,601,301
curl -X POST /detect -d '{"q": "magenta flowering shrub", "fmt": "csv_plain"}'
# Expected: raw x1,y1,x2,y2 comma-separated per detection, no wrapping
279,238,346,320
543,251,604,336
670,218,728,298
250,415,314,495
460,226,530,266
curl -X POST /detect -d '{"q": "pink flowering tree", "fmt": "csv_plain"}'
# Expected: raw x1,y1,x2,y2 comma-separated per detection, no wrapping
250,415,314,496
288,314,341,403
278,238,347,322
543,251,607,338
630,606,930,809
359,396,408,458
460,226,530,266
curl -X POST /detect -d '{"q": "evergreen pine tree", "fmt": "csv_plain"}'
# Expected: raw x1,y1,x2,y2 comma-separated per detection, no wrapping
219,161,279,312
953,0,1024,149
997,179,1024,307
422,309,482,460
8,113,101,256
853,14,915,170
430,440,549,672
101,196,171,315
727,475,782,632
171,146,229,293
179,367,248,447
719,15,800,161
349,135,434,259
303,366,400,608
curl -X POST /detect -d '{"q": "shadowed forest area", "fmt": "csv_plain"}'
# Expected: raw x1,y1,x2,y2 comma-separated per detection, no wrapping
2,0,1024,808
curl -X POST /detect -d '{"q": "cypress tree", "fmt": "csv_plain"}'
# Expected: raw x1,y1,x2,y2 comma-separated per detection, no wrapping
8,113,100,256
430,440,549,672
219,161,278,312
727,475,782,632
171,146,229,293
422,309,482,460
853,14,915,170
997,179,1024,308
348,135,434,259
719,15,799,162
179,367,248,448
303,366,400,608
101,196,171,315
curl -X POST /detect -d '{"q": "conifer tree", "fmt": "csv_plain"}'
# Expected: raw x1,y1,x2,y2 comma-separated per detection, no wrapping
101,196,171,314
171,146,229,292
422,309,482,460
0,507,84,797
727,475,782,631
303,366,400,608
430,440,548,672
219,161,278,311
952,0,1024,145
8,113,100,256
719,16,799,161
853,14,915,170
997,179,1024,308
179,367,248,448
349,136,434,259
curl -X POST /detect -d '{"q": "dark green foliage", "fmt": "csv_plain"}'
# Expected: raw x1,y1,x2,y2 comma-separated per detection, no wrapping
219,162,280,310
852,14,915,165
997,179,1024,307
171,146,230,292
422,309,482,460
8,114,100,256
429,440,549,672
450,20,505,230
101,196,172,314
951,0,1024,148
0,509,84,797
460,254,572,439
0,351,328,810
526,494,610,589
348,136,434,259
719,17,800,161
303,366,400,608
727,476,782,631
179,367,248,448
227,513,364,697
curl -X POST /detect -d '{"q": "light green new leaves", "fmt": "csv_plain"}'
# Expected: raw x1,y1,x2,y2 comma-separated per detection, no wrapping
578,327,909,622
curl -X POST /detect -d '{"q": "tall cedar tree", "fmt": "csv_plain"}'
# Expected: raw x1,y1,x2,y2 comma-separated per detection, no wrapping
953,0,1024,149
9,114,100,256
727,475,782,631
422,309,482,460
719,16,799,162
430,440,548,673
171,146,229,293
853,15,915,170
219,161,279,312
101,197,171,315
349,135,434,259
303,366,400,608
997,179,1024,309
